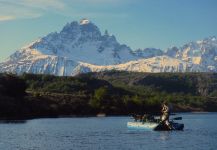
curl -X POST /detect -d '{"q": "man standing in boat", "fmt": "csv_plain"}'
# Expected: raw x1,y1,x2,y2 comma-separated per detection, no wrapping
161,101,172,130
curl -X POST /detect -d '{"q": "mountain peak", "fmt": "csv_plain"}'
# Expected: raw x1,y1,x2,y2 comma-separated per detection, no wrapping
80,18,90,25
204,36,216,42
61,21,79,33
17,19,136,65
60,19,100,37
195,36,217,44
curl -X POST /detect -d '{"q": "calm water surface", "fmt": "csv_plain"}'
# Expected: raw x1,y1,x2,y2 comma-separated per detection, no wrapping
0,113,217,150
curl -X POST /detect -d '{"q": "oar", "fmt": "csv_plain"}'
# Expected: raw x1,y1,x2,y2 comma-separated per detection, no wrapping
171,117,182,120
170,113,176,116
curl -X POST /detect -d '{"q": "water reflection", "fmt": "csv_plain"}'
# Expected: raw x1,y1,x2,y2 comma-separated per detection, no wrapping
0,120,27,124
0,114,217,150
159,132,170,141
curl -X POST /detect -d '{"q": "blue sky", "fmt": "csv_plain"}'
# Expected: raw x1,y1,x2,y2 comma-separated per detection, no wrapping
0,0,217,62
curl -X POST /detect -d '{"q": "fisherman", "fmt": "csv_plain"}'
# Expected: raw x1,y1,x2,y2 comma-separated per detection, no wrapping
132,114,143,122
161,101,172,130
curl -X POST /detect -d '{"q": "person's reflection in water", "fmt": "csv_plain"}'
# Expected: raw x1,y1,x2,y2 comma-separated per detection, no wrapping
159,132,170,141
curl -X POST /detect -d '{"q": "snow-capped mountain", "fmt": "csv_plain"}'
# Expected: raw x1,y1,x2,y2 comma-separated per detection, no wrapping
77,56,197,74
26,20,137,65
0,19,216,75
133,48,164,58
166,36,217,72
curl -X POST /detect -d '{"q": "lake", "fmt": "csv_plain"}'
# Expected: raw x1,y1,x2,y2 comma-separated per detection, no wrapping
0,113,217,150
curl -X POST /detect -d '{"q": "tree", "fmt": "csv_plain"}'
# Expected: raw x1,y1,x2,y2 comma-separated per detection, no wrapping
0,74,26,98
89,87,108,110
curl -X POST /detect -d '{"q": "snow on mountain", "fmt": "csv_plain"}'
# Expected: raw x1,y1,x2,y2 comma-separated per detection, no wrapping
28,19,136,65
0,54,197,76
0,19,216,75
166,36,217,72
77,56,190,74
0,49,79,76
133,48,164,58
80,18,90,25
166,46,179,58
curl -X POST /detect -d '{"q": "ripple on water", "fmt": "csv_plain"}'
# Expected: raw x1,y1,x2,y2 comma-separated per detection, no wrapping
0,114,217,150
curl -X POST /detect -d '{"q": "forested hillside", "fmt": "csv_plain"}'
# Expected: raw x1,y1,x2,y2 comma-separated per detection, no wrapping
0,72,217,119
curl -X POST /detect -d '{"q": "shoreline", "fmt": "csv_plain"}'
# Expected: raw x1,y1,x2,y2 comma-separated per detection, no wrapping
0,111,216,121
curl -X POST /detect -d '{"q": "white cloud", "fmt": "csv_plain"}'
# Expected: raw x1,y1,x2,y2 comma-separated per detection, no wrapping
0,0,65,21
22,0,65,10
68,0,133,4
0,15,15,21
0,0,134,22
68,12,128,19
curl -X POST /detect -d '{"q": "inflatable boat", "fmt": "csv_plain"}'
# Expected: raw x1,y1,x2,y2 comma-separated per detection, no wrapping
127,122,158,130
127,116,184,131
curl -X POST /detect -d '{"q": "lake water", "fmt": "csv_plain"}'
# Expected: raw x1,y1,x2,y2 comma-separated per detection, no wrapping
0,113,217,150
